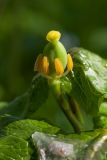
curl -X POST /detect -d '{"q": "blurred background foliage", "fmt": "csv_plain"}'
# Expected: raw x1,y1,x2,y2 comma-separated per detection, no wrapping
0,0,107,101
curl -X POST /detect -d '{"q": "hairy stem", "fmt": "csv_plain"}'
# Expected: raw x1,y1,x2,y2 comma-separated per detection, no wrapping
49,79,83,133
68,95,84,125
58,94,83,133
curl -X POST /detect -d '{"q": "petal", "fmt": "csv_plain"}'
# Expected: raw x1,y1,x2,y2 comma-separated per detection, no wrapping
54,58,64,75
34,54,43,72
42,56,49,75
67,54,73,71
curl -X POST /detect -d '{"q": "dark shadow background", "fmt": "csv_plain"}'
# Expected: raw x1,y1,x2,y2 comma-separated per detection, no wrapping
0,0,107,101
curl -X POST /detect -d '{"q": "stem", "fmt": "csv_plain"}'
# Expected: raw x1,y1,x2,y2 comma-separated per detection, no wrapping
49,79,83,133
68,95,84,125
58,94,83,133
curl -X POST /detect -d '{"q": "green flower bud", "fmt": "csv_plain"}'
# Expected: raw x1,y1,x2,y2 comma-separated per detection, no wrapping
34,30,73,78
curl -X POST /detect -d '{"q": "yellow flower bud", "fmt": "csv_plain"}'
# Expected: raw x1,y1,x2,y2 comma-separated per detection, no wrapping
67,54,73,71
54,58,64,75
46,30,61,42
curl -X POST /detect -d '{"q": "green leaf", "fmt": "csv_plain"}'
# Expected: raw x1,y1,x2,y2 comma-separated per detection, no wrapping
94,115,107,128
65,48,107,130
27,75,49,117
99,102,107,116
0,76,49,128
69,48,107,115
0,93,29,117
2,119,60,140
0,135,30,160
0,119,60,160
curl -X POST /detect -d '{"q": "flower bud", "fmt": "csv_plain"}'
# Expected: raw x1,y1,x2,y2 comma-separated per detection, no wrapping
34,30,73,78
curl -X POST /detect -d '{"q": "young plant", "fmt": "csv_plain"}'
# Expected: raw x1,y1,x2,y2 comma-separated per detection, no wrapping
34,30,83,133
